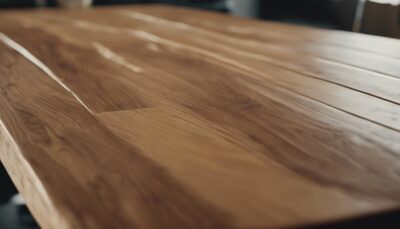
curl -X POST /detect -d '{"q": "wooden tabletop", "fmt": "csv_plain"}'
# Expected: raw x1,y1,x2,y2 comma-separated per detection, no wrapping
0,4,400,229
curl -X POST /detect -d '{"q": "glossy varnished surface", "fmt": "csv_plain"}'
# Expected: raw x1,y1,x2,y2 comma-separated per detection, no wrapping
0,5,400,229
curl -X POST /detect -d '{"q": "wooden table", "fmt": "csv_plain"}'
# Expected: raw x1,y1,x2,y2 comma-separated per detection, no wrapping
0,5,400,229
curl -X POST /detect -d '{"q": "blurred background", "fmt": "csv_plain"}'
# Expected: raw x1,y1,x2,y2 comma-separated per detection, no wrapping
0,0,399,38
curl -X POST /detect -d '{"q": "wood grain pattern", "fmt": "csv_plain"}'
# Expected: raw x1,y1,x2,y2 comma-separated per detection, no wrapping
0,5,400,229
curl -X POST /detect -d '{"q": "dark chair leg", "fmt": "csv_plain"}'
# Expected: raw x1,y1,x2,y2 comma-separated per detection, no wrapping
0,163,18,205
0,163,39,229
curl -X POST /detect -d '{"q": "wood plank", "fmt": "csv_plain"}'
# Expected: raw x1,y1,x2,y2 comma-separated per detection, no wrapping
0,5,400,229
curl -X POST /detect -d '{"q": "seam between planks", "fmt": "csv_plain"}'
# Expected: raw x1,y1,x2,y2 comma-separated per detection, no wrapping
0,32,94,114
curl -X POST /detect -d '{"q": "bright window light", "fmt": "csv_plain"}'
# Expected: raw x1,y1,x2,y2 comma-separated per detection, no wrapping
369,0,400,5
